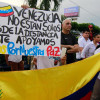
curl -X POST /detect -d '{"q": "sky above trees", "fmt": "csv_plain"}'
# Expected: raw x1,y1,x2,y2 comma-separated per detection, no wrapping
0,0,100,27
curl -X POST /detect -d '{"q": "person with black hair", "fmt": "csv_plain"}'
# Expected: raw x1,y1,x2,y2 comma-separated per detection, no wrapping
81,33,100,59
76,29,91,61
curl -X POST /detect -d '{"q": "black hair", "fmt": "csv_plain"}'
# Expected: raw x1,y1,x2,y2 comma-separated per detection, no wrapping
93,33,100,38
83,29,90,33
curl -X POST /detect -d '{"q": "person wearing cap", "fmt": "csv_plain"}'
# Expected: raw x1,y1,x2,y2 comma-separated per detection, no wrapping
88,25,95,41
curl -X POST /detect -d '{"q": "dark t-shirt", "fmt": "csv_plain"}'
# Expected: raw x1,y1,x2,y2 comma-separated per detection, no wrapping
61,32,78,64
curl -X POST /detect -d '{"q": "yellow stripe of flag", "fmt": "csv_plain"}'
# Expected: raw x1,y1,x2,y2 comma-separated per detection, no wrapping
0,53,100,100
0,6,11,10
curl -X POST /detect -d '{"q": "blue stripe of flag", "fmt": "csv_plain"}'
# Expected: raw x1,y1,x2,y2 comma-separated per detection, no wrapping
61,72,99,100
0,9,13,13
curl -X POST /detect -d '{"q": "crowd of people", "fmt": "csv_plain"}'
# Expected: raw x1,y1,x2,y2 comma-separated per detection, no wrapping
1,5,100,71
3,17,100,70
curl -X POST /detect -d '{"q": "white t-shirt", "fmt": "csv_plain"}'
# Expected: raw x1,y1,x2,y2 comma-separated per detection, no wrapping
76,37,91,59
78,35,83,43
94,48,100,55
94,47,100,79
81,41,98,58
35,49,65,69
8,55,22,63
35,56,55,69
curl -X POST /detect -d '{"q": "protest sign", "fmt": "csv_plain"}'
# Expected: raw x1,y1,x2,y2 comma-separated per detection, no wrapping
0,2,61,56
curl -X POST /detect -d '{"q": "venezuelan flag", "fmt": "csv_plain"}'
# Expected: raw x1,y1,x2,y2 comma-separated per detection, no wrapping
61,73,98,100
0,5,14,17
0,53,100,100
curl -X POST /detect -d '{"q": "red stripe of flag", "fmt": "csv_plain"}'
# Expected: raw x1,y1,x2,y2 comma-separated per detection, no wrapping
0,12,14,17
80,91,92,100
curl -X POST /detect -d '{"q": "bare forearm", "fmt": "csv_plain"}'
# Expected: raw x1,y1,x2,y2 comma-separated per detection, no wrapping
67,48,78,53
61,45,72,49
67,45,79,53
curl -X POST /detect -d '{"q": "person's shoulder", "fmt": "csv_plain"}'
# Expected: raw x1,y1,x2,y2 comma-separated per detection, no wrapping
94,47,100,54
69,32,76,37
96,45,100,50
70,32,74,35
78,37,84,42
61,32,66,35
61,32,66,39
61,32,64,36
88,38,91,41
87,41,92,45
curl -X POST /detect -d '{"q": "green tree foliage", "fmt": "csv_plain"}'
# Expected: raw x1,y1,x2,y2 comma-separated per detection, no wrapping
71,22,79,30
61,15,100,32
78,23,100,33
61,15,67,22
78,23,89,32
93,25,100,33
28,0,38,8
28,0,63,11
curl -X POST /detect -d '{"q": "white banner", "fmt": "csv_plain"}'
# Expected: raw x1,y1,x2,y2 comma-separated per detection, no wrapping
0,2,61,56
